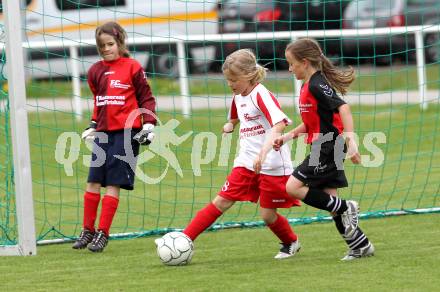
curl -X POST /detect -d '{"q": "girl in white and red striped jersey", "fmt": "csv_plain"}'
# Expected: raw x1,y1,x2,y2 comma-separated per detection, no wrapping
181,49,301,259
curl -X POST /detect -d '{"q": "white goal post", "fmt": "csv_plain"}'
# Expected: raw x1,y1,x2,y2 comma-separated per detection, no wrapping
0,0,37,256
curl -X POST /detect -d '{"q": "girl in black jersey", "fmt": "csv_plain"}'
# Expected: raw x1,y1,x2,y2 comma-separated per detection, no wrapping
273,38,374,261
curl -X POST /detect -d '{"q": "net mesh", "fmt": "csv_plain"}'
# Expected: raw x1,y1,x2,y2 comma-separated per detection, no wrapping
1,0,440,246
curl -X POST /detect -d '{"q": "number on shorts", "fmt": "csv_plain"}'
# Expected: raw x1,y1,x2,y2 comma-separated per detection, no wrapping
221,181,230,192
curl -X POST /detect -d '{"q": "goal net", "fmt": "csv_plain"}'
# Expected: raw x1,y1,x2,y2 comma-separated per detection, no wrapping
1,0,439,249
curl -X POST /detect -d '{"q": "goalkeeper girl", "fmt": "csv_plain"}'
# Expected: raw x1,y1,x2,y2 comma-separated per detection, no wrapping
273,38,374,260
180,49,301,259
72,21,156,252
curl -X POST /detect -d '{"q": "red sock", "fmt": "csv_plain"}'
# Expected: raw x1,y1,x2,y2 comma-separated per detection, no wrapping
83,191,100,232
267,213,298,244
183,202,223,241
97,195,119,236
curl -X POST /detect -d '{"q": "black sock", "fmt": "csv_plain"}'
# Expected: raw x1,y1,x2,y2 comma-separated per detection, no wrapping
303,188,348,214
333,214,369,250
333,213,345,234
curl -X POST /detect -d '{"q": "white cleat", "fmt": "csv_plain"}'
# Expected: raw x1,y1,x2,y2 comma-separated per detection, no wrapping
341,242,375,261
274,240,301,259
341,200,360,238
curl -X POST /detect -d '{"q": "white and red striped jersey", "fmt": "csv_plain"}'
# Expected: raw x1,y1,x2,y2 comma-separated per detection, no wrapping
228,83,293,176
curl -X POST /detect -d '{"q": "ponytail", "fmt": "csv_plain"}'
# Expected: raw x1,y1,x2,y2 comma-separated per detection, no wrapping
320,55,354,95
222,49,267,84
251,63,267,84
286,38,355,95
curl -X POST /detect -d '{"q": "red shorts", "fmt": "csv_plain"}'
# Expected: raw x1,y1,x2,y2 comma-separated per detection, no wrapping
218,167,301,209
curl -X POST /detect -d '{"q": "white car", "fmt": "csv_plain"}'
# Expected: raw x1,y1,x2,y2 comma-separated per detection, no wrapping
1,0,218,78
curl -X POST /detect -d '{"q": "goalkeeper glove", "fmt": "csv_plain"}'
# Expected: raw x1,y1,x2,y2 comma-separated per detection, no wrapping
133,123,155,145
81,121,97,141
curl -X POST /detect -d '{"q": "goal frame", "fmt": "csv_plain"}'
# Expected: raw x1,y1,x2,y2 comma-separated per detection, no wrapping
0,0,37,256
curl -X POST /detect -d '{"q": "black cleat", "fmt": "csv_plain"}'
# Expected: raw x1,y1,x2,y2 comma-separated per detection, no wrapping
87,230,108,252
72,229,95,249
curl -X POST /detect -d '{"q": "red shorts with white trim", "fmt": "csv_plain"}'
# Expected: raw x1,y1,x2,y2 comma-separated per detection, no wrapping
218,167,301,209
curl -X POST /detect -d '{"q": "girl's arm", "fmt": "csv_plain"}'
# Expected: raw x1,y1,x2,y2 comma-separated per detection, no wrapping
87,75,99,124
273,123,306,151
254,121,286,174
81,72,98,140
338,104,361,164
288,123,307,140
134,68,156,125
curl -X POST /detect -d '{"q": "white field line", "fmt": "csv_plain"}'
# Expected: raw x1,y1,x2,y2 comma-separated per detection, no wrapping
1,90,438,114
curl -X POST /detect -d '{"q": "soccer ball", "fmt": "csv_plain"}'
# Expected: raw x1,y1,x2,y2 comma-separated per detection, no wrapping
154,232,194,266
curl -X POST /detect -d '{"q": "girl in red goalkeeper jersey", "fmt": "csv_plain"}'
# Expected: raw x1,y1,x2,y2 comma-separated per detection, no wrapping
273,38,374,260
177,49,301,259
72,21,156,252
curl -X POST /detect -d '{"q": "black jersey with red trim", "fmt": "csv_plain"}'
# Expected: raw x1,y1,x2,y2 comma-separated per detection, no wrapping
299,71,346,144
88,57,156,131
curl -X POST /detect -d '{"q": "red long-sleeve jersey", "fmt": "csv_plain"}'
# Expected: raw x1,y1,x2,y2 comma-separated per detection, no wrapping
87,57,156,131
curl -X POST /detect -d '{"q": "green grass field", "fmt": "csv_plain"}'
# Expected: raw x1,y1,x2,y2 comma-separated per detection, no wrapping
0,213,439,291
1,88,439,291
0,103,439,244
15,63,440,98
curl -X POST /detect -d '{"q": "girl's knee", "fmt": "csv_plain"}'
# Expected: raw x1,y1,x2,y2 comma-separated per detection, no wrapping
212,196,234,212
260,208,277,225
86,182,101,193
263,216,276,225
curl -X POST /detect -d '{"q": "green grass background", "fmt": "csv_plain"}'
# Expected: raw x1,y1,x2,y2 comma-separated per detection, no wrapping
0,64,439,291
0,213,439,291
1,101,439,243
16,63,440,98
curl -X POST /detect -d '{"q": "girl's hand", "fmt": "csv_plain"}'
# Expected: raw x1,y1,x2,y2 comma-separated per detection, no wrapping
346,138,361,164
253,154,263,174
272,136,284,151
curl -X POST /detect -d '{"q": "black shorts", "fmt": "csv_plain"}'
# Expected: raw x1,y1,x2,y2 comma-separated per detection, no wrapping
87,129,140,190
292,141,348,189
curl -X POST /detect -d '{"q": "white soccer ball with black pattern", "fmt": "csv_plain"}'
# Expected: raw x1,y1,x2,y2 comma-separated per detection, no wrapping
155,232,194,266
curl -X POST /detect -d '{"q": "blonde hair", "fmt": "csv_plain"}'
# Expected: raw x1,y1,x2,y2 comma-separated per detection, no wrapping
286,38,354,95
222,49,267,84
95,21,130,58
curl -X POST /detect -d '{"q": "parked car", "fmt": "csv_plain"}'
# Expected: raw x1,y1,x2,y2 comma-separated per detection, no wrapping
0,0,218,78
212,0,352,70
343,0,440,64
